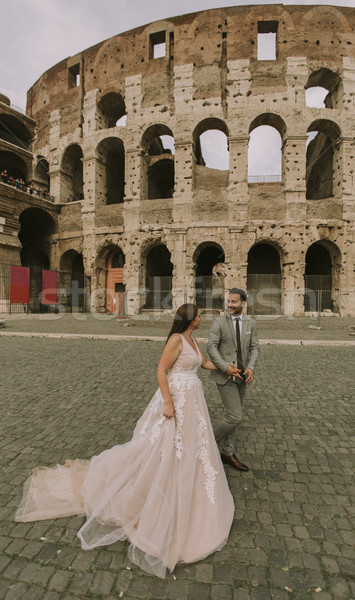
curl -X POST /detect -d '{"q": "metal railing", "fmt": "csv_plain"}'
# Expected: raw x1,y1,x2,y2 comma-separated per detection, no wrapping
248,174,282,183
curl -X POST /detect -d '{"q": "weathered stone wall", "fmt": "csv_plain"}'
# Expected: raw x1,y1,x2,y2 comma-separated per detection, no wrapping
1,4,354,315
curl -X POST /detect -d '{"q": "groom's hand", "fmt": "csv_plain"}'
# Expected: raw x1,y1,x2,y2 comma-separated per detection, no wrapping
244,368,254,383
226,363,243,381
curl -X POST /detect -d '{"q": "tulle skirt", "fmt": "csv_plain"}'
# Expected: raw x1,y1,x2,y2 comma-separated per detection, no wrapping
15,373,234,578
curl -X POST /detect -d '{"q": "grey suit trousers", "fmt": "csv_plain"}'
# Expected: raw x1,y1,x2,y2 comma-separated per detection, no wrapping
214,380,246,456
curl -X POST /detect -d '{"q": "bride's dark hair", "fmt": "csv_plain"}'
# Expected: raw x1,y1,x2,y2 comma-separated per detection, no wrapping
166,303,198,342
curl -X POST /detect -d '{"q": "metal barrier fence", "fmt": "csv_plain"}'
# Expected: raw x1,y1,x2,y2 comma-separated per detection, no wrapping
0,264,342,317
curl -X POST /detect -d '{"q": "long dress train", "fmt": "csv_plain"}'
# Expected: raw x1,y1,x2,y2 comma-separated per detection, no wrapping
15,334,235,578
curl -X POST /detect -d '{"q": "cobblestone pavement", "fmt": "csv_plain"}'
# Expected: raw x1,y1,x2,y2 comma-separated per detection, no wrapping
0,313,354,342
0,336,354,600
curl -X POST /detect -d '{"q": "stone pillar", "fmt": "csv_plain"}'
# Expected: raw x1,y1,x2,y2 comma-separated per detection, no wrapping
341,137,355,221
174,64,194,115
124,147,141,232
227,137,249,222
284,135,307,221
81,154,97,311
125,74,142,115
173,141,193,223
82,90,99,136
48,109,61,202
170,228,188,310
285,57,308,106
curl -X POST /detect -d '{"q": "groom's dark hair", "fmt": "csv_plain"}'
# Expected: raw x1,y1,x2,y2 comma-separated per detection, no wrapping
229,288,247,302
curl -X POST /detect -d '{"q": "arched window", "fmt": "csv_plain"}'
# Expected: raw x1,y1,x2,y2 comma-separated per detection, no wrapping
0,114,31,150
106,248,126,314
305,68,341,109
96,137,125,204
306,120,341,200
145,244,173,309
59,250,85,312
248,114,285,183
0,150,27,182
19,208,56,313
247,243,281,315
97,92,127,128
193,119,229,181
304,241,342,313
141,125,175,200
60,144,84,203
194,243,225,310
34,157,50,192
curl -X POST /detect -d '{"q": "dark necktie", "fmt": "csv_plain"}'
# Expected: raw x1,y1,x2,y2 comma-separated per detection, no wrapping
235,317,244,372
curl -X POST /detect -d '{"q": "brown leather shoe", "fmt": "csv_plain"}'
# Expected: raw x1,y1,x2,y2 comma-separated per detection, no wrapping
221,454,249,472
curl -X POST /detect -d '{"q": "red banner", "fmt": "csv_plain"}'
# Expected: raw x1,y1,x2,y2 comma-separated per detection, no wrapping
42,270,58,305
10,266,30,304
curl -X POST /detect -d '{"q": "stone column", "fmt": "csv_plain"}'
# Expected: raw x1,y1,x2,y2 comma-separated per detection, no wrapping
341,137,355,221
81,154,97,312
173,141,193,223
123,147,141,232
169,228,188,310
227,136,249,222
284,135,307,221
48,109,61,202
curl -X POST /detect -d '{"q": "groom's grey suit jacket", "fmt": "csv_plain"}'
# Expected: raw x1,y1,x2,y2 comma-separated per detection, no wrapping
207,313,260,385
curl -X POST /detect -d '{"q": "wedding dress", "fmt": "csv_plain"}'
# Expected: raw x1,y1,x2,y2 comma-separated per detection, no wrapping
15,334,234,578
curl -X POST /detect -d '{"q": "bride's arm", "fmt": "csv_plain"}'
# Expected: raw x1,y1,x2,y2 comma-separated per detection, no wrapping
157,334,182,418
194,339,218,370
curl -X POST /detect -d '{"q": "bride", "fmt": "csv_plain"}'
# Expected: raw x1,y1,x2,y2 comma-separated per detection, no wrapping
15,304,235,578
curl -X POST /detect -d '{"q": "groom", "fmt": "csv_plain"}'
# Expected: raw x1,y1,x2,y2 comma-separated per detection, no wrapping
207,287,259,471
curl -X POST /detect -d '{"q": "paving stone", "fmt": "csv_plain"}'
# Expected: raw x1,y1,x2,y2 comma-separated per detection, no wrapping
1,336,354,600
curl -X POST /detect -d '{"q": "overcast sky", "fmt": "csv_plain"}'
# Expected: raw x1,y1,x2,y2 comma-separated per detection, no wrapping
1,0,353,175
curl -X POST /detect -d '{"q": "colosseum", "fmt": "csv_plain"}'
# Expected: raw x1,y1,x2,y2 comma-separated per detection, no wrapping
0,3,354,317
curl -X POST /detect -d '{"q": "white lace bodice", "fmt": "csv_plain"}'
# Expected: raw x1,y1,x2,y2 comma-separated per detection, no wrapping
167,334,202,375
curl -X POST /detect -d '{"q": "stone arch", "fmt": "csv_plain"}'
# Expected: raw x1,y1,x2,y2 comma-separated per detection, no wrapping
60,143,84,203
0,150,28,182
0,113,32,150
305,68,342,109
34,156,50,191
141,124,175,200
193,118,229,188
306,119,341,200
19,207,56,312
300,6,350,33
236,5,295,61
140,241,173,310
96,136,125,204
247,241,283,315
104,246,126,313
97,92,127,129
193,241,225,310
59,249,85,312
304,239,342,313
248,114,286,183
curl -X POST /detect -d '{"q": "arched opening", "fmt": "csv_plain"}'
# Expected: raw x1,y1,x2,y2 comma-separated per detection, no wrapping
247,243,282,315
145,244,173,309
0,114,31,150
193,119,229,188
96,138,125,204
34,157,50,192
306,120,341,200
305,68,341,109
0,151,27,183
106,247,126,314
304,241,341,313
248,114,285,183
59,250,85,312
60,144,84,203
194,243,225,310
97,92,127,129
142,125,175,200
148,158,174,199
19,208,56,312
